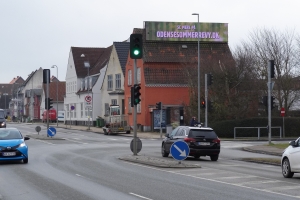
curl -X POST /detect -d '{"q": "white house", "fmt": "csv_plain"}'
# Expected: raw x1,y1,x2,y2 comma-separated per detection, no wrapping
64,46,112,126
101,42,130,118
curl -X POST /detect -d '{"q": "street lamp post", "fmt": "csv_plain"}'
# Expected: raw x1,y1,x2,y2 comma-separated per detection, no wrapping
192,13,201,123
3,93,8,115
51,65,58,127
81,54,91,130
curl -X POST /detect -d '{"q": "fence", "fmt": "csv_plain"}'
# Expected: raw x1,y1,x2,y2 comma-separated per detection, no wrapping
234,126,282,139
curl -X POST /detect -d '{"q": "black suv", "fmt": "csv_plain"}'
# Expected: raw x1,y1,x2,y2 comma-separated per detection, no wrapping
161,126,220,161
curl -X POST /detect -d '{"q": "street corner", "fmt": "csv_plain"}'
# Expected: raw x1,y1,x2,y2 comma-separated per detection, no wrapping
26,134,65,140
118,155,201,168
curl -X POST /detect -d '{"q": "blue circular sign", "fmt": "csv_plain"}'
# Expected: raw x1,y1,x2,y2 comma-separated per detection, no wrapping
47,127,56,137
71,106,75,110
170,141,190,161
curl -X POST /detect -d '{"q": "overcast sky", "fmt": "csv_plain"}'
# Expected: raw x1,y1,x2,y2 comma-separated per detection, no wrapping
1,0,299,83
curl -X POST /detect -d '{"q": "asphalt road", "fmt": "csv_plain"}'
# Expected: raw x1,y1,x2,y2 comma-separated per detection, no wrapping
0,123,299,200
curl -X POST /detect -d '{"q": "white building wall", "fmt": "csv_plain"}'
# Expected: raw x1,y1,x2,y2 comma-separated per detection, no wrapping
64,49,79,121
101,45,125,117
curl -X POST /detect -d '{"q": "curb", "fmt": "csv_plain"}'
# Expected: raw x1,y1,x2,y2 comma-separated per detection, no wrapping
243,147,282,156
119,156,201,168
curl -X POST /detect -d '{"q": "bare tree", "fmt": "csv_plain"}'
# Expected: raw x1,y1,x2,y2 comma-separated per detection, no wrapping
247,28,300,112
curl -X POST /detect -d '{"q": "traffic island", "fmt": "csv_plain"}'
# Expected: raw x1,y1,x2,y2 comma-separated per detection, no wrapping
119,155,201,168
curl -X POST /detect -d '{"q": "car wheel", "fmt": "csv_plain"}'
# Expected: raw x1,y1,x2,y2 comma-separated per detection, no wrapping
194,155,200,159
103,129,108,135
23,158,28,164
210,155,218,161
282,158,294,178
161,143,169,157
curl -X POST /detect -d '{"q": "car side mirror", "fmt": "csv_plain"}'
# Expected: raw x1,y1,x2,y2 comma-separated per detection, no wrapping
289,140,296,146
165,133,169,138
5,116,8,119
24,136,30,140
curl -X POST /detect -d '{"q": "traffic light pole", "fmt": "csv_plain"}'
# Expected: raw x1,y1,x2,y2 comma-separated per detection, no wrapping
133,59,138,156
160,104,162,138
205,74,208,127
268,60,273,144
46,75,50,134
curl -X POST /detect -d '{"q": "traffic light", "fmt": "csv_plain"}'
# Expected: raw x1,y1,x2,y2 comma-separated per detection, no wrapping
45,97,53,110
271,96,275,110
130,34,143,59
201,100,205,108
270,60,275,78
262,95,275,110
156,102,161,110
208,100,214,112
263,96,268,107
133,84,141,105
207,73,213,86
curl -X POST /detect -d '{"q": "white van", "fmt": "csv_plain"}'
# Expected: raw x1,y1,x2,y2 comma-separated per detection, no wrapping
57,111,65,122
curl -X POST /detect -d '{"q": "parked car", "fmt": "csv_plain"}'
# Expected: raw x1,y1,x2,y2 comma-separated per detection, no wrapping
281,137,300,178
161,126,220,161
42,109,57,123
0,109,7,128
0,128,30,164
57,111,65,122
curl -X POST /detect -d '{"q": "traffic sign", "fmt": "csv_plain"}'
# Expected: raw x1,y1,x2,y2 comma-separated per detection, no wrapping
170,141,190,161
85,95,92,102
130,137,142,154
281,107,285,117
35,126,41,135
47,127,56,137
71,106,75,110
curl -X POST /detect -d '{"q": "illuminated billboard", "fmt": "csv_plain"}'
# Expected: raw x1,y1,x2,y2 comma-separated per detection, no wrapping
145,21,228,42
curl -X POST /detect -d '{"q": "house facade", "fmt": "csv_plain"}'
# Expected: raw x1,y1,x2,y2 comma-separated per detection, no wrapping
124,22,231,131
101,42,130,120
64,46,112,126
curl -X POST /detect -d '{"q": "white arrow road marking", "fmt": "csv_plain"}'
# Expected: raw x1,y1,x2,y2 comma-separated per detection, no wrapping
174,144,186,157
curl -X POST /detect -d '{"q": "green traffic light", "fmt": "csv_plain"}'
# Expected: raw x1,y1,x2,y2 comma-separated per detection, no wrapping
133,49,140,56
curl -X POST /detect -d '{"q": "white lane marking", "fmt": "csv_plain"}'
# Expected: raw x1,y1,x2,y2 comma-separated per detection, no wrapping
63,138,88,144
216,175,257,180
239,180,282,185
35,139,55,145
122,162,300,199
129,193,153,200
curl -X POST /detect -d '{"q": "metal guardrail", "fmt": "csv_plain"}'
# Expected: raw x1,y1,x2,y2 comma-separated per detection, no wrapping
234,126,282,140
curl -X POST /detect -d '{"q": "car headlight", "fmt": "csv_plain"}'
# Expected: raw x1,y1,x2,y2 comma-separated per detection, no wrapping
18,142,26,148
1,122,5,126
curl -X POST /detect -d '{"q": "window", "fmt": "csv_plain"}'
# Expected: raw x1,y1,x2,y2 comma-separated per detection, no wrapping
137,67,141,84
115,74,121,89
128,97,132,113
73,104,76,118
128,70,132,85
111,99,117,105
81,103,83,117
105,103,109,116
66,104,69,118
137,103,141,113
107,75,113,90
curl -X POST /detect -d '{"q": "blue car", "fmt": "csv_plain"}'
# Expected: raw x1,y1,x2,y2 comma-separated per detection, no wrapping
0,128,29,164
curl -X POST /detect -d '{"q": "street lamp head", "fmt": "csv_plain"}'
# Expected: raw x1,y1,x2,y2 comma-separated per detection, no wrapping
51,65,57,68
192,13,199,16
81,54,85,58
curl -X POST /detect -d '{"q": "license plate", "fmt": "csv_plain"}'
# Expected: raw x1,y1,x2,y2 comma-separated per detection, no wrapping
3,152,16,156
198,142,210,146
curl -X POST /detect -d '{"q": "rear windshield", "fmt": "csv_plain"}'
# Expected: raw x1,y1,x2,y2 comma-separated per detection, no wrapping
0,110,4,119
189,129,217,138
0,130,22,140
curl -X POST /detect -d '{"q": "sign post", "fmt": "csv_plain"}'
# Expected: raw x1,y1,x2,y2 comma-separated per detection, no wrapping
85,95,92,130
281,107,285,138
170,141,190,164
